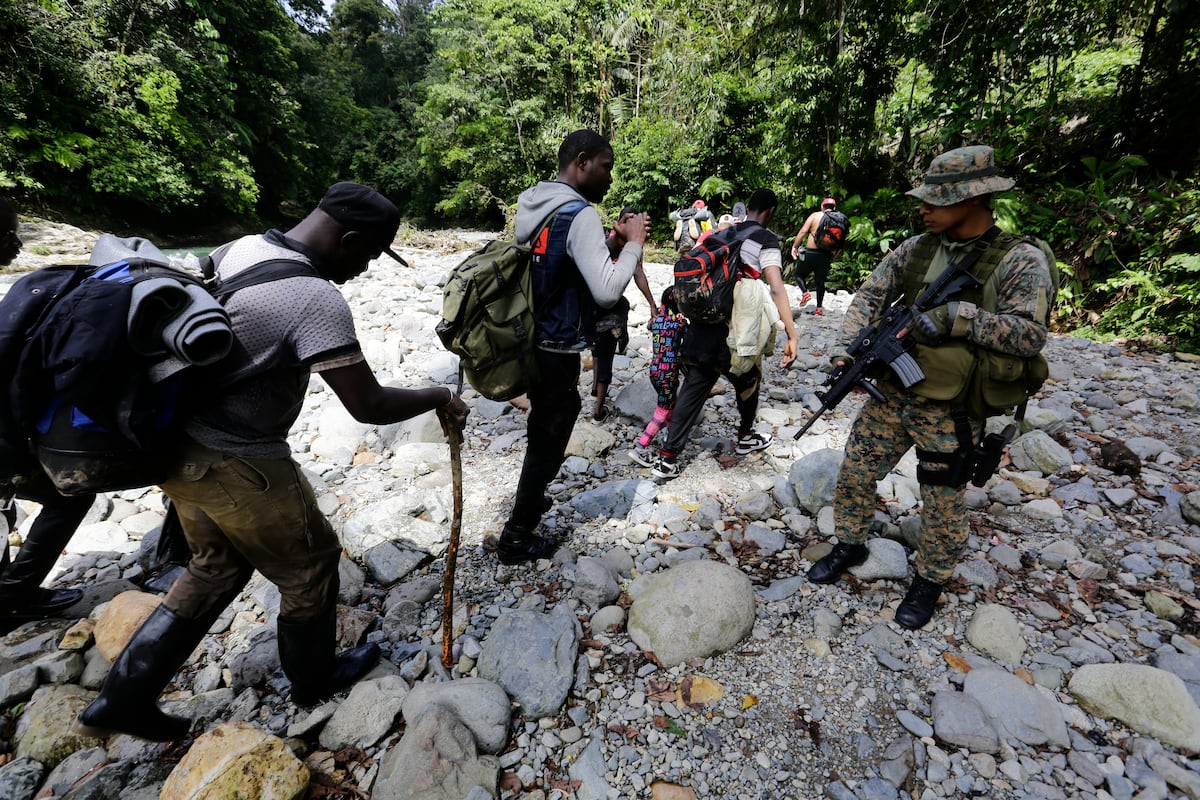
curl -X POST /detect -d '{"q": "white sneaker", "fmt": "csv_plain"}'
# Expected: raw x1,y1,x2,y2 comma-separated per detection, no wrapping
651,455,680,479
736,432,773,455
629,446,655,468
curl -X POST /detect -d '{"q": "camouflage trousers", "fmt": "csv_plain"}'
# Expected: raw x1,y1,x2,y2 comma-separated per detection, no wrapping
833,390,978,583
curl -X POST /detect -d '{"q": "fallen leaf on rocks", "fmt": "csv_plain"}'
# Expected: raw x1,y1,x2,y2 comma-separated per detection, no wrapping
1015,667,1034,684
943,653,972,673
742,694,758,710
650,781,698,800
652,716,687,737
1078,578,1100,607
677,675,724,708
607,722,641,741
715,454,738,469
646,680,676,702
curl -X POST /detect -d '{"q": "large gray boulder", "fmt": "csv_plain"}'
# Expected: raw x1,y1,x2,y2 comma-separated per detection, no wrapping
1069,663,1200,750
787,448,843,515
402,678,511,754
476,605,579,719
626,560,756,668
373,704,499,800
1008,430,1072,476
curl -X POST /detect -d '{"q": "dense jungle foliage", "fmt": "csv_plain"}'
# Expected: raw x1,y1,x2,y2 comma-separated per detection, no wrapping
2,0,1198,349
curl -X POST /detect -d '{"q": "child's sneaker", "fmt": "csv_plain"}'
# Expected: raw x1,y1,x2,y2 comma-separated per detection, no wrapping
651,455,680,479
801,291,812,305
813,307,823,316
736,432,773,455
629,446,655,468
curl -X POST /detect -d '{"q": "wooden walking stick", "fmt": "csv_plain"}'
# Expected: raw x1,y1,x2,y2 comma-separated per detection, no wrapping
441,369,465,669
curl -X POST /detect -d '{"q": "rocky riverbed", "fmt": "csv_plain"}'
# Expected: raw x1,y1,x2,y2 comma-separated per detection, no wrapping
2,218,1200,800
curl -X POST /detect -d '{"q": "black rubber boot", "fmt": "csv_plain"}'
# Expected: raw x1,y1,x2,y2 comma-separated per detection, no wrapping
807,541,869,584
0,512,89,618
496,524,559,565
895,574,943,630
277,608,381,706
76,604,211,741
1,587,84,619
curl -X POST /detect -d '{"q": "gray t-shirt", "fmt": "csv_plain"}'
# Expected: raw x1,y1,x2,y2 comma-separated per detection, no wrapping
185,233,364,458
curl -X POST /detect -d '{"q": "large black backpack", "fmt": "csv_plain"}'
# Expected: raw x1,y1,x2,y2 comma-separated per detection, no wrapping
0,247,313,494
672,225,759,324
814,210,850,252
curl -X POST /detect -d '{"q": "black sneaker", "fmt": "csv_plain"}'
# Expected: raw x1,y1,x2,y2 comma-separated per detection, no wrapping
496,530,560,565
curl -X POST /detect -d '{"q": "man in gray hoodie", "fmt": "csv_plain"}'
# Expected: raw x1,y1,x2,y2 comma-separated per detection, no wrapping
497,129,649,564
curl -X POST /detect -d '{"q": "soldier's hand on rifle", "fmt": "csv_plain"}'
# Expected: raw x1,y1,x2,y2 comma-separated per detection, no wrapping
913,301,975,345
824,353,853,379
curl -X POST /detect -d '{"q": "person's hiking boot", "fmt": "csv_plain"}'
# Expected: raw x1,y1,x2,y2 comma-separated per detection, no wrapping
496,525,560,565
277,608,381,706
76,603,209,741
735,432,773,455
628,445,655,468
651,454,680,480
1,586,83,619
895,574,943,630
807,541,869,584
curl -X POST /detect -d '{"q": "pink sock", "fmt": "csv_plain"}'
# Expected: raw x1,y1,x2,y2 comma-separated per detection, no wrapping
639,406,671,447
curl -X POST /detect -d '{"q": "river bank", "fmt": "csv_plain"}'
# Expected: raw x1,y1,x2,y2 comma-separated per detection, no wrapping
2,217,1200,800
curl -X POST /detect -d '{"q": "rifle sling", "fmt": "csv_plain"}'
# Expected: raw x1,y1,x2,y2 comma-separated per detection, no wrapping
933,225,1001,291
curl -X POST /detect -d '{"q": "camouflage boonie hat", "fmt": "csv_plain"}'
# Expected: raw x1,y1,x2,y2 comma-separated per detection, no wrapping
905,146,1016,206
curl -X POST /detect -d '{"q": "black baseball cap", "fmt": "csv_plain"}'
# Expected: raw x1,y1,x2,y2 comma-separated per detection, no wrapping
318,182,408,266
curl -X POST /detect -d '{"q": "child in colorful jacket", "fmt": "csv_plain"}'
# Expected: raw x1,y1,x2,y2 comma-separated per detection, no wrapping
629,287,688,466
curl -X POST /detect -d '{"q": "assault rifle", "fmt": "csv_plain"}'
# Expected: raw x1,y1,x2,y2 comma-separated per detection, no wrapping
792,235,997,440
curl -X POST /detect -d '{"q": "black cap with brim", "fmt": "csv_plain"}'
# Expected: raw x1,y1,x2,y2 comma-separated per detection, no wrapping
318,182,408,265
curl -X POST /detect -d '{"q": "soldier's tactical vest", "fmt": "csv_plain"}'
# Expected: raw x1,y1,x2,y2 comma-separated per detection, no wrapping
900,232,1057,420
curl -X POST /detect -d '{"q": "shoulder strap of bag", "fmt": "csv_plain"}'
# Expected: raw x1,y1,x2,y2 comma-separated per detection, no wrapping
200,250,320,302
211,258,320,298
528,199,590,249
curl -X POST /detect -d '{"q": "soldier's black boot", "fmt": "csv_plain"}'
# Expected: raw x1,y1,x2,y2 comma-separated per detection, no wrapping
277,608,381,706
76,604,210,740
895,574,943,630
807,541,868,584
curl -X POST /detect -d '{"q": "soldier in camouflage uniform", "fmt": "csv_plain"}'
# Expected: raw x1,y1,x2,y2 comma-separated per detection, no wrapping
807,146,1054,629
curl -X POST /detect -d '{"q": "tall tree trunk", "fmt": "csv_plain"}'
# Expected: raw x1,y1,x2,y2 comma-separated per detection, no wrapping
1120,0,1164,135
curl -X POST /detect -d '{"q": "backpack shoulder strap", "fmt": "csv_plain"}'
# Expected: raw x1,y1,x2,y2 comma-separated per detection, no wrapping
210,258,320,299
721,221,766,248
531,199,589,252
